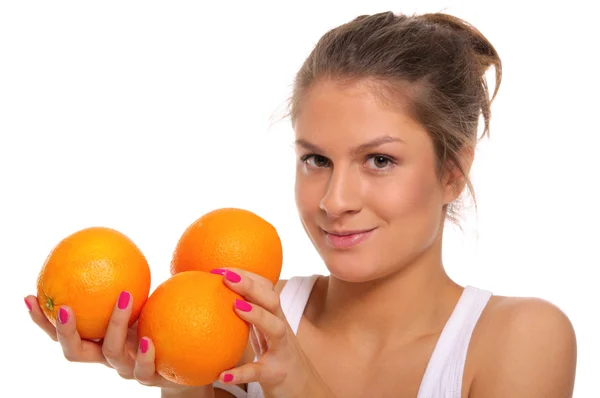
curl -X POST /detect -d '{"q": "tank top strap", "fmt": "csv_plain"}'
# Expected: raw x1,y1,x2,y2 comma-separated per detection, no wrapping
279,274,320,334
417,285,493,398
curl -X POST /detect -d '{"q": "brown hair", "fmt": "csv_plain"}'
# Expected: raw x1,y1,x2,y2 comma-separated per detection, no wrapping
286,11,502,223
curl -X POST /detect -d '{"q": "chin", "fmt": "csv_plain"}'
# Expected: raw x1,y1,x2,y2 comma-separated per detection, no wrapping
319,251,384,283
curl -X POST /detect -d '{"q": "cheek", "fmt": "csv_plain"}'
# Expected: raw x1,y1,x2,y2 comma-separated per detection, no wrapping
369,168,443,219
367,170,444,260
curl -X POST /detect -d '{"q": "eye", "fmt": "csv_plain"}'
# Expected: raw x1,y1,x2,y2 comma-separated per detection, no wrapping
365,155,396,171
301,154,331,168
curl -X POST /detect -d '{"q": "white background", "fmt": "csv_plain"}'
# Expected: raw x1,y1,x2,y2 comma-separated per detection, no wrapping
1,0,598,396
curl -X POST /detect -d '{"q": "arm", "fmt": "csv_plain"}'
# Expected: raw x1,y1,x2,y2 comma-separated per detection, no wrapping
470,298,577,398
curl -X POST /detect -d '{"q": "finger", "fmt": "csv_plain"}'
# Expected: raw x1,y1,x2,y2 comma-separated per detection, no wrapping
233,299,287,349
210,268,274,290
213,269,283,317
55,305,107,364
228,268,275,289
219,362,284,387
134,337,162,386
102,291,135,378
25,295,58,341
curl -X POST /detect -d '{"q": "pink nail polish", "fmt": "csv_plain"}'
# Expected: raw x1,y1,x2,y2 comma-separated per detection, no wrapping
24,298,32,312
118,291,130,310
58,307,69,324
139,338,149,354
224,373,234,382
210,268,227,276
235,299,252,312
225,271,241,283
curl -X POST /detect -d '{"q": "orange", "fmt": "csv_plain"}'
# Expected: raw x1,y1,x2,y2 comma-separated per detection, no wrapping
171,208,283,285
137,271,249,386
36,226,151,340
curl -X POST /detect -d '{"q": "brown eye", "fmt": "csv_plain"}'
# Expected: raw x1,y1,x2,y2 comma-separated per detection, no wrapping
373,156,389,168
366,155,395,171
314,156,329,167
305,155,330,167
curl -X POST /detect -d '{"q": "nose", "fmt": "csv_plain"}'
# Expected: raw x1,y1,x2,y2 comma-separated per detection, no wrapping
319,166,363,218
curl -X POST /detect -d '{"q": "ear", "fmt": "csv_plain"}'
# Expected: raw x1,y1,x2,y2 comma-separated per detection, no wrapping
442,147,474,204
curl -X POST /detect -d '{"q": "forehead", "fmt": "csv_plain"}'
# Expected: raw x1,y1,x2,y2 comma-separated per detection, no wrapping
293,79,428,149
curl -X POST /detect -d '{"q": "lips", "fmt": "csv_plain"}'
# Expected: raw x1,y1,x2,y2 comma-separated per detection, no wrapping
321,228,376,249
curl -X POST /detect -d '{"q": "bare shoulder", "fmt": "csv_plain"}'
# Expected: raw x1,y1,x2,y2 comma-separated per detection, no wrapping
469,294,577,398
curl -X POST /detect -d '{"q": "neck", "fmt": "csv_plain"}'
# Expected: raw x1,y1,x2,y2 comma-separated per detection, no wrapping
312,240,462,351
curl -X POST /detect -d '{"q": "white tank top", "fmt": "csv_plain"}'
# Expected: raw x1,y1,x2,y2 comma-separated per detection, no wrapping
213,275,492,398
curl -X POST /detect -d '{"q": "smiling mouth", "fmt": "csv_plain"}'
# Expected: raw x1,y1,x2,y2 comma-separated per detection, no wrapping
321,228,376,249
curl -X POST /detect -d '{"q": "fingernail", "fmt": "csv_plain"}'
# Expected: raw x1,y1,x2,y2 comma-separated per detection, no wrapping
210,268,227,276
118,291,130,310
139,338,149,354
235,299,252,312
24,298,32,312
58,307,69,324
224,373,234,382
225,271,241,283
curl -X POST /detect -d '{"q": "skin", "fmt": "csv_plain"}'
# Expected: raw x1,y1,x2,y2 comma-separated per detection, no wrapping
226,78,578,397
26,78,577,397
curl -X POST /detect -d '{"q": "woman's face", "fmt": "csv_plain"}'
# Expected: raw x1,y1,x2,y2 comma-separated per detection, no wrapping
293,79,459,282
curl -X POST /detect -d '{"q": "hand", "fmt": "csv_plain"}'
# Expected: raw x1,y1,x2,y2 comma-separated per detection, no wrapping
24,292,191,392
210,268,335,398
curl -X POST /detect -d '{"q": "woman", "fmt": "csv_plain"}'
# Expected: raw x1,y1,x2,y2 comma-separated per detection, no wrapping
25,11,577,398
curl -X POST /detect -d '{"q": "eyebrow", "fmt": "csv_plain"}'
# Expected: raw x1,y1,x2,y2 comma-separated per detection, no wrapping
294,135,404,155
